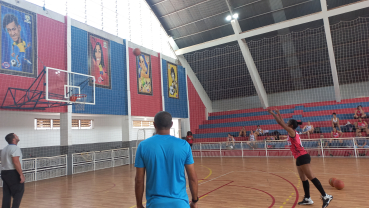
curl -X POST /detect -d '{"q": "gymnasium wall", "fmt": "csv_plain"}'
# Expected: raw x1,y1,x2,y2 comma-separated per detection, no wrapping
187,77,206,133
0,4,67,113
0,0,201,159
0,111,128,149
0,111,60,149
161,59,188,118
71,115,124,145
71,22,128,115
129,43,163,117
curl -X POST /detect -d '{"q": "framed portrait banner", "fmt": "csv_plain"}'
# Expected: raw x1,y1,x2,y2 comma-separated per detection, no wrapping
136,52,152,95
167,62,179,99
88,33,111,89
0,2,37,78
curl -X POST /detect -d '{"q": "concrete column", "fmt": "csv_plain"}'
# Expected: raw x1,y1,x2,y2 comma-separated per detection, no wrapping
60,112,72,175
60,16,73,175
159,54,165,111
320,0,342,102
125,41,133,163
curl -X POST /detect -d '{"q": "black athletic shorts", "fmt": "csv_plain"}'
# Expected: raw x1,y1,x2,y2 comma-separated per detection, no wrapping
296,154,311,166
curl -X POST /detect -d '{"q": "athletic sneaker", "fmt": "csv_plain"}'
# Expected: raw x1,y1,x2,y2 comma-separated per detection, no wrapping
298,197,314,205
322,194,333,208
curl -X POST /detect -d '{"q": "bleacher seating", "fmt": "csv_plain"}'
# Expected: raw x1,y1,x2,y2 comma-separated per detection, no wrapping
193,98,369,143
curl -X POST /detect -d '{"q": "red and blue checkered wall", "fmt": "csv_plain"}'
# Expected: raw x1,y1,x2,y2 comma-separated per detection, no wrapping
71,27,128,115
161,59,188,119
0,3,205,122
129,48,163,117
0,14,67,113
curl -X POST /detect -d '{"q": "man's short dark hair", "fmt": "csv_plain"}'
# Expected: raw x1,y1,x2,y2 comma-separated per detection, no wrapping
2,14,19,30
5,133,15,144
154,111,172,130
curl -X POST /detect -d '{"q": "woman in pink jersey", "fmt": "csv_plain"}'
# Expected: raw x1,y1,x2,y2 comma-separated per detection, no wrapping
268,109,333,208
354,105,366,119
355,117,369,134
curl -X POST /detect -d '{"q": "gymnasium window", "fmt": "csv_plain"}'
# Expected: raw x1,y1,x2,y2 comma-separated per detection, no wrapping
35,119,93,130
133,120,154,128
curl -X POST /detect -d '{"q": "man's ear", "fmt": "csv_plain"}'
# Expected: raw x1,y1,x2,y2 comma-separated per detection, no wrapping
153,122,157,129
171,121,173,128
17,25,21,32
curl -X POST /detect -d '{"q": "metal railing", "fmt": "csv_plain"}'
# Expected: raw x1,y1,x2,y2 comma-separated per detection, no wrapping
72,148,130,174
0,155,67,187
191,138,369,158
132,147,137,164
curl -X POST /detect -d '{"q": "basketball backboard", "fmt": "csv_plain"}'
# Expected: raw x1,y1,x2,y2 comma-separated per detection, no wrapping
45,67,95,105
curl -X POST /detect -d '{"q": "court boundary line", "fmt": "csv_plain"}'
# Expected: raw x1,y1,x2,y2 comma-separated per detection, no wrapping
196,171,234,187
227,184,275,208
240,169,299,208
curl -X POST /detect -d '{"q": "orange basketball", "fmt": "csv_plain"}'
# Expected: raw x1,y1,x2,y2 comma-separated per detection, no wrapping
133,48,141,56
329,178,336,187
333,180,344,190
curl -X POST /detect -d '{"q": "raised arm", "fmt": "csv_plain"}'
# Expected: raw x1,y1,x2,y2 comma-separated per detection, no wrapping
268,109,295,137
273,109,283,122
11,44,15,57
25,42,31,50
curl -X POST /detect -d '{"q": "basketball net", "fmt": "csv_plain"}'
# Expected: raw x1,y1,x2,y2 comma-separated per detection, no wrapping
75,98,86,111
70,94,87,111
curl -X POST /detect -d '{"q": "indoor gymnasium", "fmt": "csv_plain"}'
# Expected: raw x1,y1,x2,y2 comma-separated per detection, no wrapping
0,0,368,207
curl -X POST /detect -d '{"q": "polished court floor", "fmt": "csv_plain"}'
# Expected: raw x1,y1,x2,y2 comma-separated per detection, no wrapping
4,157,368,208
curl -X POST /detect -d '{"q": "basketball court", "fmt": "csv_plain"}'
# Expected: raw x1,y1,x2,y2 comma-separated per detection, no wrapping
0,0,368,208
4,157,366,208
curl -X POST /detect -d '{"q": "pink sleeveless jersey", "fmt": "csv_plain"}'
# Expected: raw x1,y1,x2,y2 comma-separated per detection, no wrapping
358,122,365,128
287,131,308,159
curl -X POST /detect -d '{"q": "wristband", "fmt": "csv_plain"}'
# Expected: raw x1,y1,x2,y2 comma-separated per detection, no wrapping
192,197,199,203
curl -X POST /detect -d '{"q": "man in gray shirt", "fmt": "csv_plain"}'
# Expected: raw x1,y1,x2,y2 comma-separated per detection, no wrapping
1,133,25,208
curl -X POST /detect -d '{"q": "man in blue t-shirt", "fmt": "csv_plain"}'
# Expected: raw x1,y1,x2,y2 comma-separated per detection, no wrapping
135,111,199,208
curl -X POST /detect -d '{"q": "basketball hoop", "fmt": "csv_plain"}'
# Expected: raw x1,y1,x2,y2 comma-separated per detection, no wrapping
70,94,87,111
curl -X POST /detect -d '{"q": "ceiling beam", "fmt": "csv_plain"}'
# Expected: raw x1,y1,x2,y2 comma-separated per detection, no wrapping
320,0,342,102
175,0,369,55
231,19,269,108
